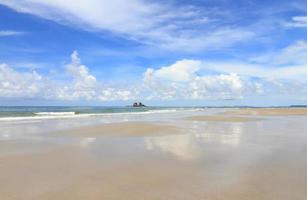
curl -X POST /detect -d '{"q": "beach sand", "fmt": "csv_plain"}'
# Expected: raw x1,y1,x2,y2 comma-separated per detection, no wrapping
223,108,307,116
56,122,180,137
185,115,261,122
1,108,307,200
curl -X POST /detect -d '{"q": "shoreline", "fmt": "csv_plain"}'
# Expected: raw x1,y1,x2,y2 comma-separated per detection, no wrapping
0,107,202,122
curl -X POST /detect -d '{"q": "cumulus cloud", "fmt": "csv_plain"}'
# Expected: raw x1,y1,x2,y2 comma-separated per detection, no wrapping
0,63,43,97
55,51,97,100
0,49,305,102
144,60,201,82
0,0,254,51
188,74,247,100
0,51,140,101
0,51,98,100
99,88,137,101
142,45,307,100
66,51,97,89
143,61,263,100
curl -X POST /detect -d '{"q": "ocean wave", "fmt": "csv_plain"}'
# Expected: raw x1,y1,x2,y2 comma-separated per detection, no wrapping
0,108,204,122
34,112,76,116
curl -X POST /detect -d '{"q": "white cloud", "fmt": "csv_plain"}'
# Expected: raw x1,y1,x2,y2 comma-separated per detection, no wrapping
99,88,137,101
200,61,307,81
285,16,307,28
0,51,98,100
188,73,247,100
0,30,25,36
142,60,264,100
55,51,97,100
252,40,307,65
145,60,201,82
158,28,254,51
191,41,307,82
0,63,43,97
274,40,307,65
0,49,305,102
66,51,97,89
142,47,307,100
0,0,254,51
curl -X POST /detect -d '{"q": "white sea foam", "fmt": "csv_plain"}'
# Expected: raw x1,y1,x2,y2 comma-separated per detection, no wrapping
0,108,205,122
34,112,76,116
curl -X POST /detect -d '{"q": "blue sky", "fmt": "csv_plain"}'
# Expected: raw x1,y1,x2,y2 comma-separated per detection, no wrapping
0,0,307,106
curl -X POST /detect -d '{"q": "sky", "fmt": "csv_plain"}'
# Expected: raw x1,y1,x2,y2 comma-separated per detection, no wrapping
0,0,307,106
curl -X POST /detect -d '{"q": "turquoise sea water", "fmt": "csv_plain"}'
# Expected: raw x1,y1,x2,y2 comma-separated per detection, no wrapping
0,105,304,120
0,106,197,119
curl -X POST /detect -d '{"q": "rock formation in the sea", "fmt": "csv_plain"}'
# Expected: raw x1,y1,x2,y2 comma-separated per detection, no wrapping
133,102,146,107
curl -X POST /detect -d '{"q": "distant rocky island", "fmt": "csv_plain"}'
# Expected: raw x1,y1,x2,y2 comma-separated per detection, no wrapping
133,102,146,107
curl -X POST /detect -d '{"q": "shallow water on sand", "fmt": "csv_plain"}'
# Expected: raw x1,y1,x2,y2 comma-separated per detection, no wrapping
1,109,307,200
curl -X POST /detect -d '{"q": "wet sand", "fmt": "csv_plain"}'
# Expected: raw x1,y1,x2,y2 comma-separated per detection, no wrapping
1,108,307,200
185,115,261,122
0,147,210,200
224,108,307,116
56,122,180,137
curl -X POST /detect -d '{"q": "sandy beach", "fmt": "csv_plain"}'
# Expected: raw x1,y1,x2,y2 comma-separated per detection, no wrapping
57,122,180,137
1,108,307,200
185,115,261,122
223,108,307,116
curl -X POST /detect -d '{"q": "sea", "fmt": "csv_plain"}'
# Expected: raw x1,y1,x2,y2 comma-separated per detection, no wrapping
0,105,305,122
0,106,204,121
